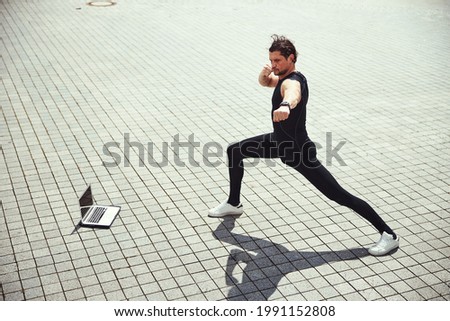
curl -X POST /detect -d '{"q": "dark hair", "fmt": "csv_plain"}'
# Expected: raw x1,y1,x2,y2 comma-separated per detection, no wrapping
269,34,298,63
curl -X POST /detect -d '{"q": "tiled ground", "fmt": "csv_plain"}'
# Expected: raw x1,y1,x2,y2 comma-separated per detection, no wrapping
1,0,449,301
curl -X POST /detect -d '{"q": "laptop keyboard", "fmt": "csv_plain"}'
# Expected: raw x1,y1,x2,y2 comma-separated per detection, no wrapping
87,207,107,223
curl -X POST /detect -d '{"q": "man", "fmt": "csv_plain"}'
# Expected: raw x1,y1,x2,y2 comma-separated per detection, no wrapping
209,35,399,256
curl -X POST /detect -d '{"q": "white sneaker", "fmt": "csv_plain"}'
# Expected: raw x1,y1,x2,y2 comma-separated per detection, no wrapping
208,201,243,218
368,232,399,256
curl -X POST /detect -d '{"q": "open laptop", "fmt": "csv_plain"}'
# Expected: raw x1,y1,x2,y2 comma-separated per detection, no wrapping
78,185,121,228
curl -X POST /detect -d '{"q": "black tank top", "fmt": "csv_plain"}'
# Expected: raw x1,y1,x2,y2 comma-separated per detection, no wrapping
271,71,309,140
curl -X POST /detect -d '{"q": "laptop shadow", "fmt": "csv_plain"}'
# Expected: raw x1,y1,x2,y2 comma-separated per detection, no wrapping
70,222,82,235
213,217,369,301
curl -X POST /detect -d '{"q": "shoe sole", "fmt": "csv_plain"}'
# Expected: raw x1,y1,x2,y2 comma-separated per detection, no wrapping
208,212,243,218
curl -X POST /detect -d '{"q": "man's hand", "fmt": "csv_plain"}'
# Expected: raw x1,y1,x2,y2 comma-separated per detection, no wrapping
259,64,277,87
262,64,273,77
273,106,290,122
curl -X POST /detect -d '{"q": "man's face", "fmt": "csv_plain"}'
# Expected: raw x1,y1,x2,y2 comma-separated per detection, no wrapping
269,51,294,76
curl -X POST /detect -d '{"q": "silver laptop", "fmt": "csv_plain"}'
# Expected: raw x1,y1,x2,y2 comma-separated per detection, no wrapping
79,185,120,228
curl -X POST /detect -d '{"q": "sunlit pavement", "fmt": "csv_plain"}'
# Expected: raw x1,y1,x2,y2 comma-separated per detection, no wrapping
1,0,449,301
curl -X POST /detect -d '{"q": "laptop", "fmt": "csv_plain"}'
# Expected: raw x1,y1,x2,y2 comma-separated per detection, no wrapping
78,185,121,228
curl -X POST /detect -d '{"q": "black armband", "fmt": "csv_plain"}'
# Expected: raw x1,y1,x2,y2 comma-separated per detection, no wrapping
280,101,291,109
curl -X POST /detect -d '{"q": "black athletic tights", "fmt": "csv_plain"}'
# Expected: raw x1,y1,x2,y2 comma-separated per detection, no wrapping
226,132,394,236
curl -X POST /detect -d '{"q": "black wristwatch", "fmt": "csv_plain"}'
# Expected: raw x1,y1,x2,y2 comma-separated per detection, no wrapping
280,101,291,109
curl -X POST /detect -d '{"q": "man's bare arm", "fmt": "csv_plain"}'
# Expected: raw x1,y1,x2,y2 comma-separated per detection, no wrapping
280,79,301,109
273,79,301,122
258,64,278,87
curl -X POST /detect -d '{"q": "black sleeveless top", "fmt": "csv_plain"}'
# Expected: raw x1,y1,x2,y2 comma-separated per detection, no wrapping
271,71,309,141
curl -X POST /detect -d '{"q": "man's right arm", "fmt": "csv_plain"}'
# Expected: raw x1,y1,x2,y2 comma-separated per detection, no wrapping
258,64,278,87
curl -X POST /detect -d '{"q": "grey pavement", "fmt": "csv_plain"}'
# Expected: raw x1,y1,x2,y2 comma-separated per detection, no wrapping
1,0,449,301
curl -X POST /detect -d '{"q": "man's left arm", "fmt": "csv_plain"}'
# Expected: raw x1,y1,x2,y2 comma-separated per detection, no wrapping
273,79,301,122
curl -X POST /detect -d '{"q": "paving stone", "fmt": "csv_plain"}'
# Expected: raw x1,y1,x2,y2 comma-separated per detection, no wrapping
1,0,448,303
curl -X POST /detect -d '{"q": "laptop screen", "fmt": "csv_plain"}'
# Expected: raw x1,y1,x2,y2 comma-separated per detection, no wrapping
79,186,94,217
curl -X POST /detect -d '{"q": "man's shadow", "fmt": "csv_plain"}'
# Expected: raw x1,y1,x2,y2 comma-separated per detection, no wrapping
213,217,369,301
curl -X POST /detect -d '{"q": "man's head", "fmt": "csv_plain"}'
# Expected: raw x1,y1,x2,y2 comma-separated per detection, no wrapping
269,34,297,76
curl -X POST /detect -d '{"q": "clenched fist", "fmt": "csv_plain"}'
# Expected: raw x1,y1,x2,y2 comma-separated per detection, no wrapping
273,106,290,122
261,64,273,77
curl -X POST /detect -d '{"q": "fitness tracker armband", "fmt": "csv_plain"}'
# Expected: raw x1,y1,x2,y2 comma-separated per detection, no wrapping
280,101,291,109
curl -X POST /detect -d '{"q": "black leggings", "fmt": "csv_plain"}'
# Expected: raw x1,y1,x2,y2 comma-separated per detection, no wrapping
226,132,393,235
